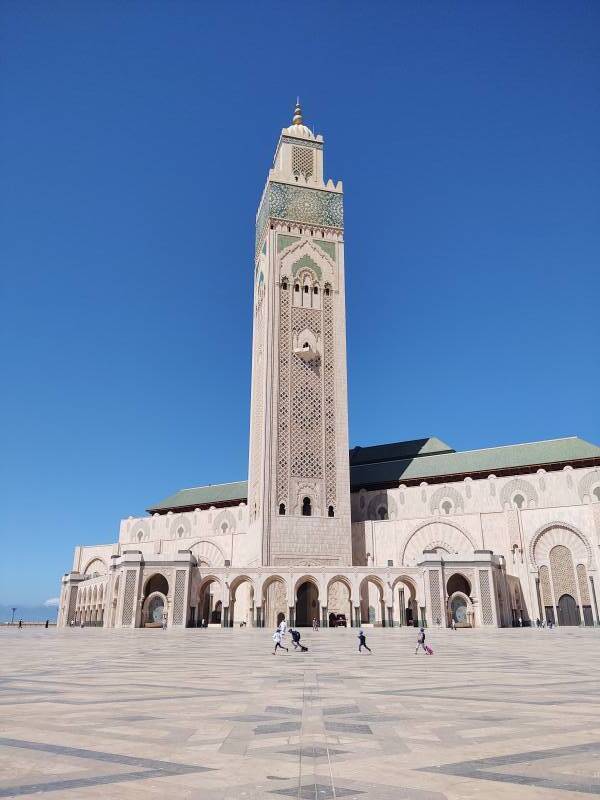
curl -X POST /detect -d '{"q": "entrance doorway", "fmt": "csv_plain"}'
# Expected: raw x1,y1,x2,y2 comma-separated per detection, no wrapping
295,580,318,626
557,594,579,626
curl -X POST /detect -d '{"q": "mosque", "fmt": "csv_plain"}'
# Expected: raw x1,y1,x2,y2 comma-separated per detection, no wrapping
58,103,600,630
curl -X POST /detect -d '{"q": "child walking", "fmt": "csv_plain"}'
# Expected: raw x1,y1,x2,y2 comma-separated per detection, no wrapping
415,627,431,655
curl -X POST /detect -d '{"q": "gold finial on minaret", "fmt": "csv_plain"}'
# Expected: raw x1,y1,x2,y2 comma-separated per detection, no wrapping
292,98,303,126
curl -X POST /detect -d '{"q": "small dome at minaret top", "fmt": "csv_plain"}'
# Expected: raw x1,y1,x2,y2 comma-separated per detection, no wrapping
285,98,314,140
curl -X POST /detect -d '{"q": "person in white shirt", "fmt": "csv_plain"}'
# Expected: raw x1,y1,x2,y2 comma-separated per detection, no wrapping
272,630,288,655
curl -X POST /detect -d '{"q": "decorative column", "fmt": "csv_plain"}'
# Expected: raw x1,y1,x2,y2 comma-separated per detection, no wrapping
288,606,295,628
398,588,406,626
321,606,328,628
589,576,599,625
386,607,394,628
354,606,360,627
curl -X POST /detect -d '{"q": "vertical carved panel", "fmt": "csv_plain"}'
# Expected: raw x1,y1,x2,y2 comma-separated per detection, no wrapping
121,570,136,626
576,563,590,605
249,300,265,520
277,286,291,506
428,569,442,623
549,545,577,600
67,586,78,625
290,308,322,479
323,287,336,509
539,565,552,607
172,569,186,625
478,569,493,625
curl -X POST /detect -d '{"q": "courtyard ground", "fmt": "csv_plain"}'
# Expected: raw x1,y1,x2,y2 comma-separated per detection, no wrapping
0,627,599,799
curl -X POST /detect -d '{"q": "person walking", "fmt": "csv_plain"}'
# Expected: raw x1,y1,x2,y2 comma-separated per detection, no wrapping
278,618,287,640
272,629,288,654
451,618,456,631
312,617,319,631
45,619,49,629
358,629,372,653
18,620,22,629
415,627,428,655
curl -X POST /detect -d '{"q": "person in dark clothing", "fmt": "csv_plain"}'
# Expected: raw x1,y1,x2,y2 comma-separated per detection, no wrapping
18,620,22,629
358,629,372,653
290,629,308,651
45,620,49,629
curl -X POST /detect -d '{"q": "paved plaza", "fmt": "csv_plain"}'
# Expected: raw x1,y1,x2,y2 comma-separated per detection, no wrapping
1,628,600,799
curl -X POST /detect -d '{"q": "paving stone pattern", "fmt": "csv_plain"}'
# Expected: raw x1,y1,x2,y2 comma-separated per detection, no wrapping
1,627,599,798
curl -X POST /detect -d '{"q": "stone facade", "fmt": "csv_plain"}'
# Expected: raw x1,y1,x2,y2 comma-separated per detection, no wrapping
58,104,600,631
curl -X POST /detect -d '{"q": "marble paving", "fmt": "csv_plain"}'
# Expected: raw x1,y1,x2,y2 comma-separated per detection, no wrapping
1,626,599,799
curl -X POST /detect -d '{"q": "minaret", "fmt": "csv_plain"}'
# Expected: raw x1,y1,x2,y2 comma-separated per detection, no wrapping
248,101,352,567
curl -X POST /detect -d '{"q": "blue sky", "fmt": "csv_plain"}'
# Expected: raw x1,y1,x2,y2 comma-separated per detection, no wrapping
1,1,598,606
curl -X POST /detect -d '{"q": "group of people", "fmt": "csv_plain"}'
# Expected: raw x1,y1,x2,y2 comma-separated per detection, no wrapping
272,619,308,654
271,620,433,656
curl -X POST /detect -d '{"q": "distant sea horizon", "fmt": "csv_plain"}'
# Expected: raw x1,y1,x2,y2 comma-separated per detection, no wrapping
0,605,58,623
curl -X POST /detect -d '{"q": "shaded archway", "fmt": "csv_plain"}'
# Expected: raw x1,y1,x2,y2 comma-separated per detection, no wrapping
359,576,385,626
557,594,579,626
230,576,255,627
392,576,418,626
327,577,352,627
198,578,222,626
446,573,471,597
295,579,319,627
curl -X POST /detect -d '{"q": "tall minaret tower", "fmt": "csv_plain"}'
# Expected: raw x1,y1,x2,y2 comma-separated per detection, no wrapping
248,101,352,567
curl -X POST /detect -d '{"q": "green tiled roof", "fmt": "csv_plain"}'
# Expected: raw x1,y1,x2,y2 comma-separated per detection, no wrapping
349,437,600,489
148,481,249,513
147,437,600,513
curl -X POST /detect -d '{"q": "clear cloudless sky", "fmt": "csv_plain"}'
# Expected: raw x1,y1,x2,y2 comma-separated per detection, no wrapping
1,1,599,606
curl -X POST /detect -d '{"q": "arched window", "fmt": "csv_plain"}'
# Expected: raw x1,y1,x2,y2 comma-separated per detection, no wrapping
325,286,330,296
177,526,184,538
221,522,228,534
279,503,285,515
282,280,288,290
313,286,318,294
304,285,309,293
441,500,452,515
137,531,143,542
513,494,525,510
294,283,300,292
328,505,334,517
302,497,312,517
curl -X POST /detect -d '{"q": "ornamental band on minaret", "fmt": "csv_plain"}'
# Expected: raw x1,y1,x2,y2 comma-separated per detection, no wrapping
248,101,352,568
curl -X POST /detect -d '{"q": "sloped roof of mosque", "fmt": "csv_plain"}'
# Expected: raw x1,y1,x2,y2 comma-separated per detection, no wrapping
349,436,600,489
147,436,600,513
147,480,248,514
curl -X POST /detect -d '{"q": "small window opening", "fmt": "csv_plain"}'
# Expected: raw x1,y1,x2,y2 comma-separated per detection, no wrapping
513,494,525,510
299,228,302,234
221,522,228,533
328,505,334,517
177,526,184,538
441,500,452,515
302,497,312,517
279,503,286,515
310,229,313,235
282,280,288,290
294,283,299,292
303,341,309,349
287,226,291,232
313,286,318,294
304,285,309,293
325,286,330,296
